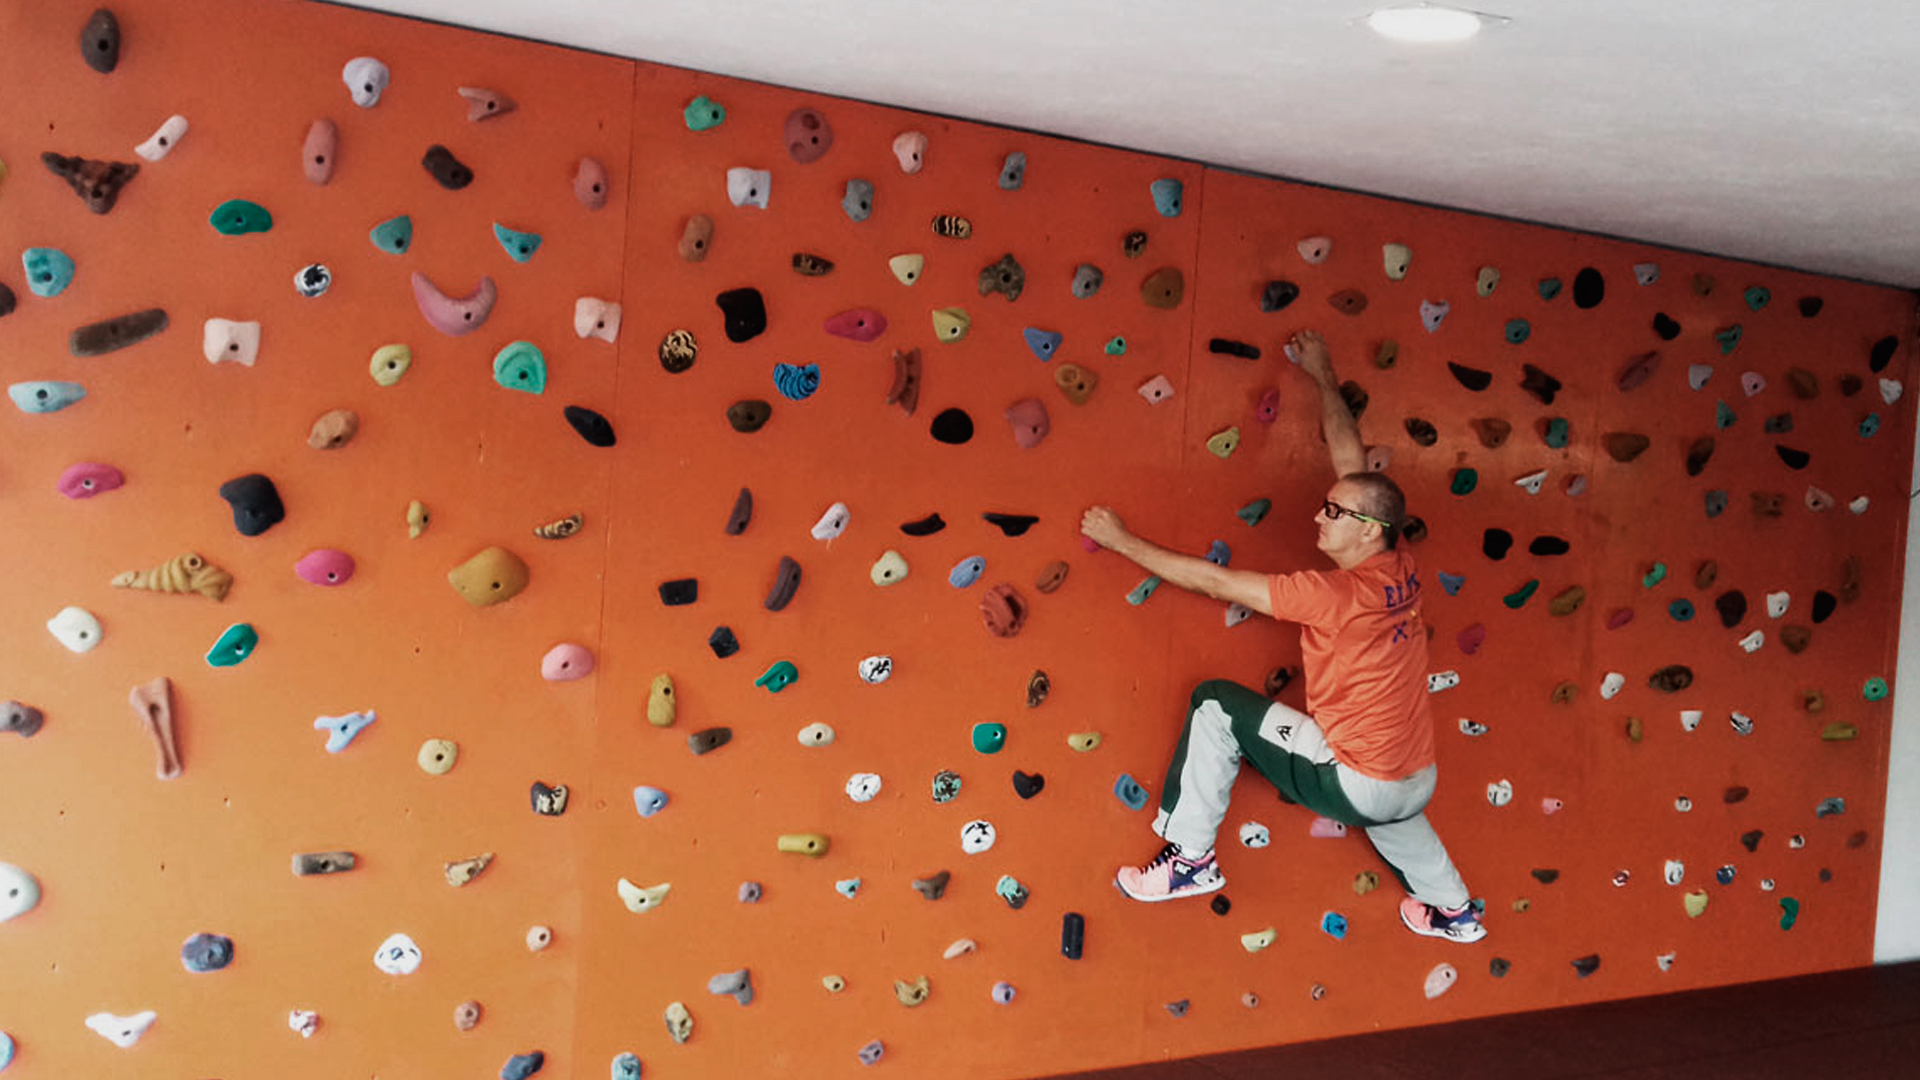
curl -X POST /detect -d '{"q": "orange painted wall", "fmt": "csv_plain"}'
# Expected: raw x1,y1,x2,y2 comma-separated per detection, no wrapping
0,1,1912,1077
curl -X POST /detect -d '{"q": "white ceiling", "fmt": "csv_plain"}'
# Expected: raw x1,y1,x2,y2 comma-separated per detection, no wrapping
327,0,1920,289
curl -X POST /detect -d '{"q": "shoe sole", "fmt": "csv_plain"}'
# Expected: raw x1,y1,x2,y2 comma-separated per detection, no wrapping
1399,905,1486,942
1115,872,1225,903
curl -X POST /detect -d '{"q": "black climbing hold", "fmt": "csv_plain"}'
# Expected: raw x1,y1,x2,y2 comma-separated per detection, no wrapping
1520,363,1562,405
714,287,768,343
1489,957,1511,978
725,487,752,535
1764,413,1794,435
1715,590,1747,628
1775,444,1811,470
1012,771,1044,799
1741,829,1764,853
1260,280,1299,313
983,512,1038,537
70,308,170,357
1652,312,1681,341
1572,266,1604,309
1482,528,1513,561
764,555,802,612
726,399,772,433
930,407,974,445
1870,334,1897,373
81,9,121,73
218,473,285,537
1685,436,1715,477
1263,666,1293,697
529,782,568,816
1812,590,1837,624
501,1050,546,1080
1060,912,1085,960
1404,418,1438,446
658,578,699,606
1528,535,1570,556
1400,516,1428,543
1570,954,1601,978
707,626,739,658
688,727,732,755
0,281,15,318
1648,664,1694,692
900,513,946,536
1819,868,1833,883
1448,362,1493,392
563,405,616,447
1210,894,1231,916
1798,296,1824,317
420,144,474,190
1209,338,1260,360
1339,381,1368,420
1531,868,1560,884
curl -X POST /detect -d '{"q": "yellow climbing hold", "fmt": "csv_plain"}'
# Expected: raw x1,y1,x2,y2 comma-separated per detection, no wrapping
777,833,830,857
889,253,924,286
1820,722,1858,741
822,975,846,992
1067,731,1102,752
406,500,430,538
370,343,412,386
1240,927,1276,953
647,674,676,727
930,307,971,342
616,878,671,913
417,738,457,774
1353,870,1380,895
1206,427,1241,459
894,976,930,1007
1683,889,1709,918
112,552,234,601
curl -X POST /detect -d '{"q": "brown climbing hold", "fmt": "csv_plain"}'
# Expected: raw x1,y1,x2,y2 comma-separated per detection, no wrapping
1550,681,1577,704
1374,339,1398,370
309,409,359,450
448,547,530,607
1400,516,1428,543
977,253,1025,301
1471,418,1512,449
1804,688,1826,713
1617,351,1661,392
1053,363,1098,405
129,676,183,780
1122,230,1147,258
1685,436,1715,477
886,348,922,415
70,309,170,357
1648,665,1694,692
1339,381,1369,421
1626,716,1644,743
1034,560,1069,594
1839,373,1863,396
444,853,494,887
980,584,1028,637
1692,273,1716,297
678,215,714,262
659,329,698,374
1404,418,1438,447
112,552,232,601
453,1000,482,1031
1723,786,1749,804
1604,433,1651,462
931,214,972,239
533,513,583,540
1787,368,1820,399
1750,491,1785,517
1781,625,1811,654
727,400,772,433
1264,667,1294,697
1353,871,1380,896
1548,586,1586,616
1026,670,1050,708
1822,722,1858,741
1694,560,1718,590
1531,868,1560,884
1840,556,1863,603
1327,288,1368,316
1520,364,1562,404
41,152,138,214
791,252,833,276
1141,268,1184,309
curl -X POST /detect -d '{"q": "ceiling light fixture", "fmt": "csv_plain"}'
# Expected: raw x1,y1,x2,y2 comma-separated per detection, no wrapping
1363,4,1509,44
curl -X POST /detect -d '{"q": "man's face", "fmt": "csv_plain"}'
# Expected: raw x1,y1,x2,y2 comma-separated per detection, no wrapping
1315,480,1377,557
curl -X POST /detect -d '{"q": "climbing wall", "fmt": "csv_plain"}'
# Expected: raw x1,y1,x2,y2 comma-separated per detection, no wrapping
0,0,1913,1078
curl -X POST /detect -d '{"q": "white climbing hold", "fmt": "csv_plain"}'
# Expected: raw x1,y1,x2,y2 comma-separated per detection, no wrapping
1224,603,1253,627
85,1010,157,1048
869,550,909,586
1674,796,1693,812
525,926,552,951
288,1009,319,1038
1600,671,1626,700
1687,364,1713,390
573,297,621,342
1486,779,1513,807
46,606,102,653
1765,591,1789,618
1680,709,1703,732
1514,469,1547,495
372,932,422,975
135,114,189,161
889,253,924,286
1240,927,1277,953
203,318,261,366
942,938,976,959
726,167,771,209
1729,710,1755,735
1422,963,1457,1000
1238,821,1270,848
1296,236,1332,264
1806,486,1835,512
616,879,671,913
960,819,996,854
1458,718,1489,736
1737,630,1764,653
1880,378,1903,405
797,722,836,748
1656,952,1677,972
845,773,881,802
1850,496,1870,514
858,655,893,684
1427,670,1460,693
811,502,850,540
341,57,390,108
1663,859,1685,886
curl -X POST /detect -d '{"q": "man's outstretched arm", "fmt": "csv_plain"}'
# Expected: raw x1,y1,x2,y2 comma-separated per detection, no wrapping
1291,330,1368,479
1081,506,1274,616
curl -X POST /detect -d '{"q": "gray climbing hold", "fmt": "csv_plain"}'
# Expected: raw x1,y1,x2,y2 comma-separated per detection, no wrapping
611,1052,642,1080
738,881,762,902
291,851,356,875
912,871,950,900
70,309,169,357
1,701,45,738
949,556,985,588
688,727,731,755
500,1051,545,1080
181,932,234,973
1071,264,1104,298
858,1040,884,1066
979,253,1025,301
931,770,962,802
843,178,874,221
998,151,1026,190
82,9,121,72
707,968,753,1005
342,57,389,107
1114,774,1148,810
531,782,569,816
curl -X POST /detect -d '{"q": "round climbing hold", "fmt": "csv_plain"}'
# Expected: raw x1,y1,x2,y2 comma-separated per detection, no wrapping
773,363,821,401
949,556,985,588
971,722,1006,754
726,399,772,433
1572,266,1604,308
1864,677,1890,701
858,656,892,684
960,819,997,854
492,342,548,394
373,932,422,976
541,643,595,681
1142,267,1185,309
932,770,962,802
418,739,458,775
659,328,698,373
295,549,355,587
181,932,234,973
930,407,974,444
1450,469,1477,496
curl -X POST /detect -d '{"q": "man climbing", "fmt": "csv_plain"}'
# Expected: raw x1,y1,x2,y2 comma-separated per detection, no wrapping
1080,329,1484,943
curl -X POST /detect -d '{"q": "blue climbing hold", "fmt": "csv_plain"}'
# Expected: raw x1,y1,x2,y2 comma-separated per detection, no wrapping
1716,864,1736,885
996,874,1030,908
773,362,820,401
611,1052,641,1080
632,786,669,817
502,1051,546,1080
1715,400,1735,429
948,556,985,588
1149,178,1183,217
1669,599,1695,621
1538,277,1562,301
314,710,376,753
1816,796,1847,818
1114,773,1149,811
22,248,76,297
1860,413,1881,439
1320,911,1348,940
493,342,548,394
1204,540,1231,567
835,877,861,899
206,623,259,668
181,932,235,972
493,222,543,262
8,380,85,414
755,660,798,693
0,1031,12,1070
1504,319,1531,345
684,95,726,131
369,215,413,254
1437,571,1465,596
1022,327,1063,361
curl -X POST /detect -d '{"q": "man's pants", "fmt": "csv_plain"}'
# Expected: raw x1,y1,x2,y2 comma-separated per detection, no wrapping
1152,679,1471,909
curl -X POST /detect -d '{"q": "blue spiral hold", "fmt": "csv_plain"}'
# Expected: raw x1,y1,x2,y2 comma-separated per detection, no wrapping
773,362,821,401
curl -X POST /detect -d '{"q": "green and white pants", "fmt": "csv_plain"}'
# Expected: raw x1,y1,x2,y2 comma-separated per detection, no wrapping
1153,679,1471,909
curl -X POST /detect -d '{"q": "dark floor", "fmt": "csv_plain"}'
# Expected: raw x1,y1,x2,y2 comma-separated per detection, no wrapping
1055,961,1920,1080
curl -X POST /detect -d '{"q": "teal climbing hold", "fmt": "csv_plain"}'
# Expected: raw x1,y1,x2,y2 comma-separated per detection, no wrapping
493,222,543,262
1022,327,1063,361
1744,286,1771,312
0,1031,12,1069
684,95,726,131
210,199,272,235
22,247,76,297
1538,277,1563,300
1643,562,1667,588
1545,417,1569,448
369,214,413,254
1104,336,1127,356
1864,676,1889,701
1450,469,1478,496
314,710,376,753
755,660,798,693
493,341,547,394
1715,400,1735,429
1503,580,1540,609
1860,413,1881,439
1114,774,1149,811
972,722,1006,754
1504,319,1531,345
1669,599,1695,621
1126,576,1161,605
1236,498,1272,526
1715,324,1743,354
206,623,258,667
9,380,86,414
1149,178,1183,217
996,875,1029,909
835,877,861,899
1779,896,1799,930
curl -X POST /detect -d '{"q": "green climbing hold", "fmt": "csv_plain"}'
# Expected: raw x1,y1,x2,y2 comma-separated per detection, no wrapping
755,660,798,693
1545,417,1569,449
210,199,272,235
1744,286,1771,312
684,95,726,131
206,623,258,667
971,722,1006,754
1538,277,1562,301
1236,498,1272,526
1715,400,1735,429
370,214,413,254
1864,677,1889,701
1642,562,1667,589
492,222,543,262
1126,576,1162,605
1450,469,1478,496
1779,896,1799,930
1104,336,1127,356
492,341,548,394
1715,324,1743,354
1504,319,1530,345
1503,580,1540,609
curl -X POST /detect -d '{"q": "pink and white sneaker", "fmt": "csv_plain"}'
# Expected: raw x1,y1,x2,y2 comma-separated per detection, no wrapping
1400,896,1487,942
1116,843,1225,902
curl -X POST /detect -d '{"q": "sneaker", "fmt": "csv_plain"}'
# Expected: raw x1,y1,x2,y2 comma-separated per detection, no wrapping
1115,843,1224,902
1399,896,1486,942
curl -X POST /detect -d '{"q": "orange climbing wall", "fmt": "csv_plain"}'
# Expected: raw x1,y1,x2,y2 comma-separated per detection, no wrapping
0,0,1913,1077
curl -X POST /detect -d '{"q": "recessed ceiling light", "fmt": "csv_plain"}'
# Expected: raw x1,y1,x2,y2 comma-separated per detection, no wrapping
1364,4,1508,44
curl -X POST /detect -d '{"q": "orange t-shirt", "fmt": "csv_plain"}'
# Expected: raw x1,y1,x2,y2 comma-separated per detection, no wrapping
1265,548,1437,781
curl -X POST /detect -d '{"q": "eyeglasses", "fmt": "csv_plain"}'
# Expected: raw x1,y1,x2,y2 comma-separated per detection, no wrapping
1321,500,1392,529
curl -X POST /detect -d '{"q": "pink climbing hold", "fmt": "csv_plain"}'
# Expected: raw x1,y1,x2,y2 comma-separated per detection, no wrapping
295,549,356,586
1541,797,1565,814
1004,398,1050,449
1255,388,1279,424
303,119,338,185
541,643,595,681
823,308,888,342
1606,607,1635,630
411,272,497,336
574,157,609,210
1308,817,1348,839
58,462,124,499
1456,623,1486,655
1080,535,1101,554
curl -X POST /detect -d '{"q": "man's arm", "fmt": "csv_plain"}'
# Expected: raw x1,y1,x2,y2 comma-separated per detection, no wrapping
1291,330,1367,478
1081,506,1274,616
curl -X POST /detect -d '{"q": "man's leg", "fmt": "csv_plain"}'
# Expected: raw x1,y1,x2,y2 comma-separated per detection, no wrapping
1117,680,1264,902
1341,765,1484,942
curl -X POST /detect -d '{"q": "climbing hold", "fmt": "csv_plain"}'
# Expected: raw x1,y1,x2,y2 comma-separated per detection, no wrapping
708,968,754,1007
971,722,1006,754
1486,779,1514,808
80,8,122,71
493,222,542,262
931,213,972,239
841,177,876,221
1437,571,1465,596
1142,267,1185,309
501,1052,547,1080
42,153,139,215
1520,363,1563,404
1022,327,1063,362
372,931,422,976
291,548,355,588
1054,363,1098,404
1683,891,1709,918
1714,324,1744,354
22,247,76,297
630,785,669,818
538,643,594,682
824,308,887,342
206,197,273,235
1572,266,1605,307
1206,426,1241,459
715,287,768,342
1450,468,1479,496
420,144,474,190
1445,362,1493,392
1113,774,1149,811
756,660,799,694
960,819,999,855
1423,963,1458,1000
1648,665,1693,692
773,363,821,401
533,513,583,541
369,214,412,254
791,252,834,277
0,701,45,739
977,253,1026,301
453,1001,482,1031
1864,676,1890,701
298,119,339,185
1419,300,1451,332
181,932,234,973
414,738,458,776
1068,263,1106,299
307,408,359,450
126,676,183,779
444,853,494,887
689,727,731,755
85,1011,157,1048
1210,337,1260,360
447,547,529,608
558,157,605,213
45,605,103,654
411,272,496,336
1548,586,1587,616
527,782,569,816
1776,444,1811,470
883,347,923,416
110,551,232,601
362,342,413,387
563,405,616,448
1126,576,1162,605
1882,378,1905,404
1604,432,1651,462
726,399,771,433
615,878,669,914
314,710,376,753
930,306,972,343
70,308,169,358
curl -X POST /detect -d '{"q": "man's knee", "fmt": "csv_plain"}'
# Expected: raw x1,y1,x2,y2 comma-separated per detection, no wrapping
1190,678,1246,712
